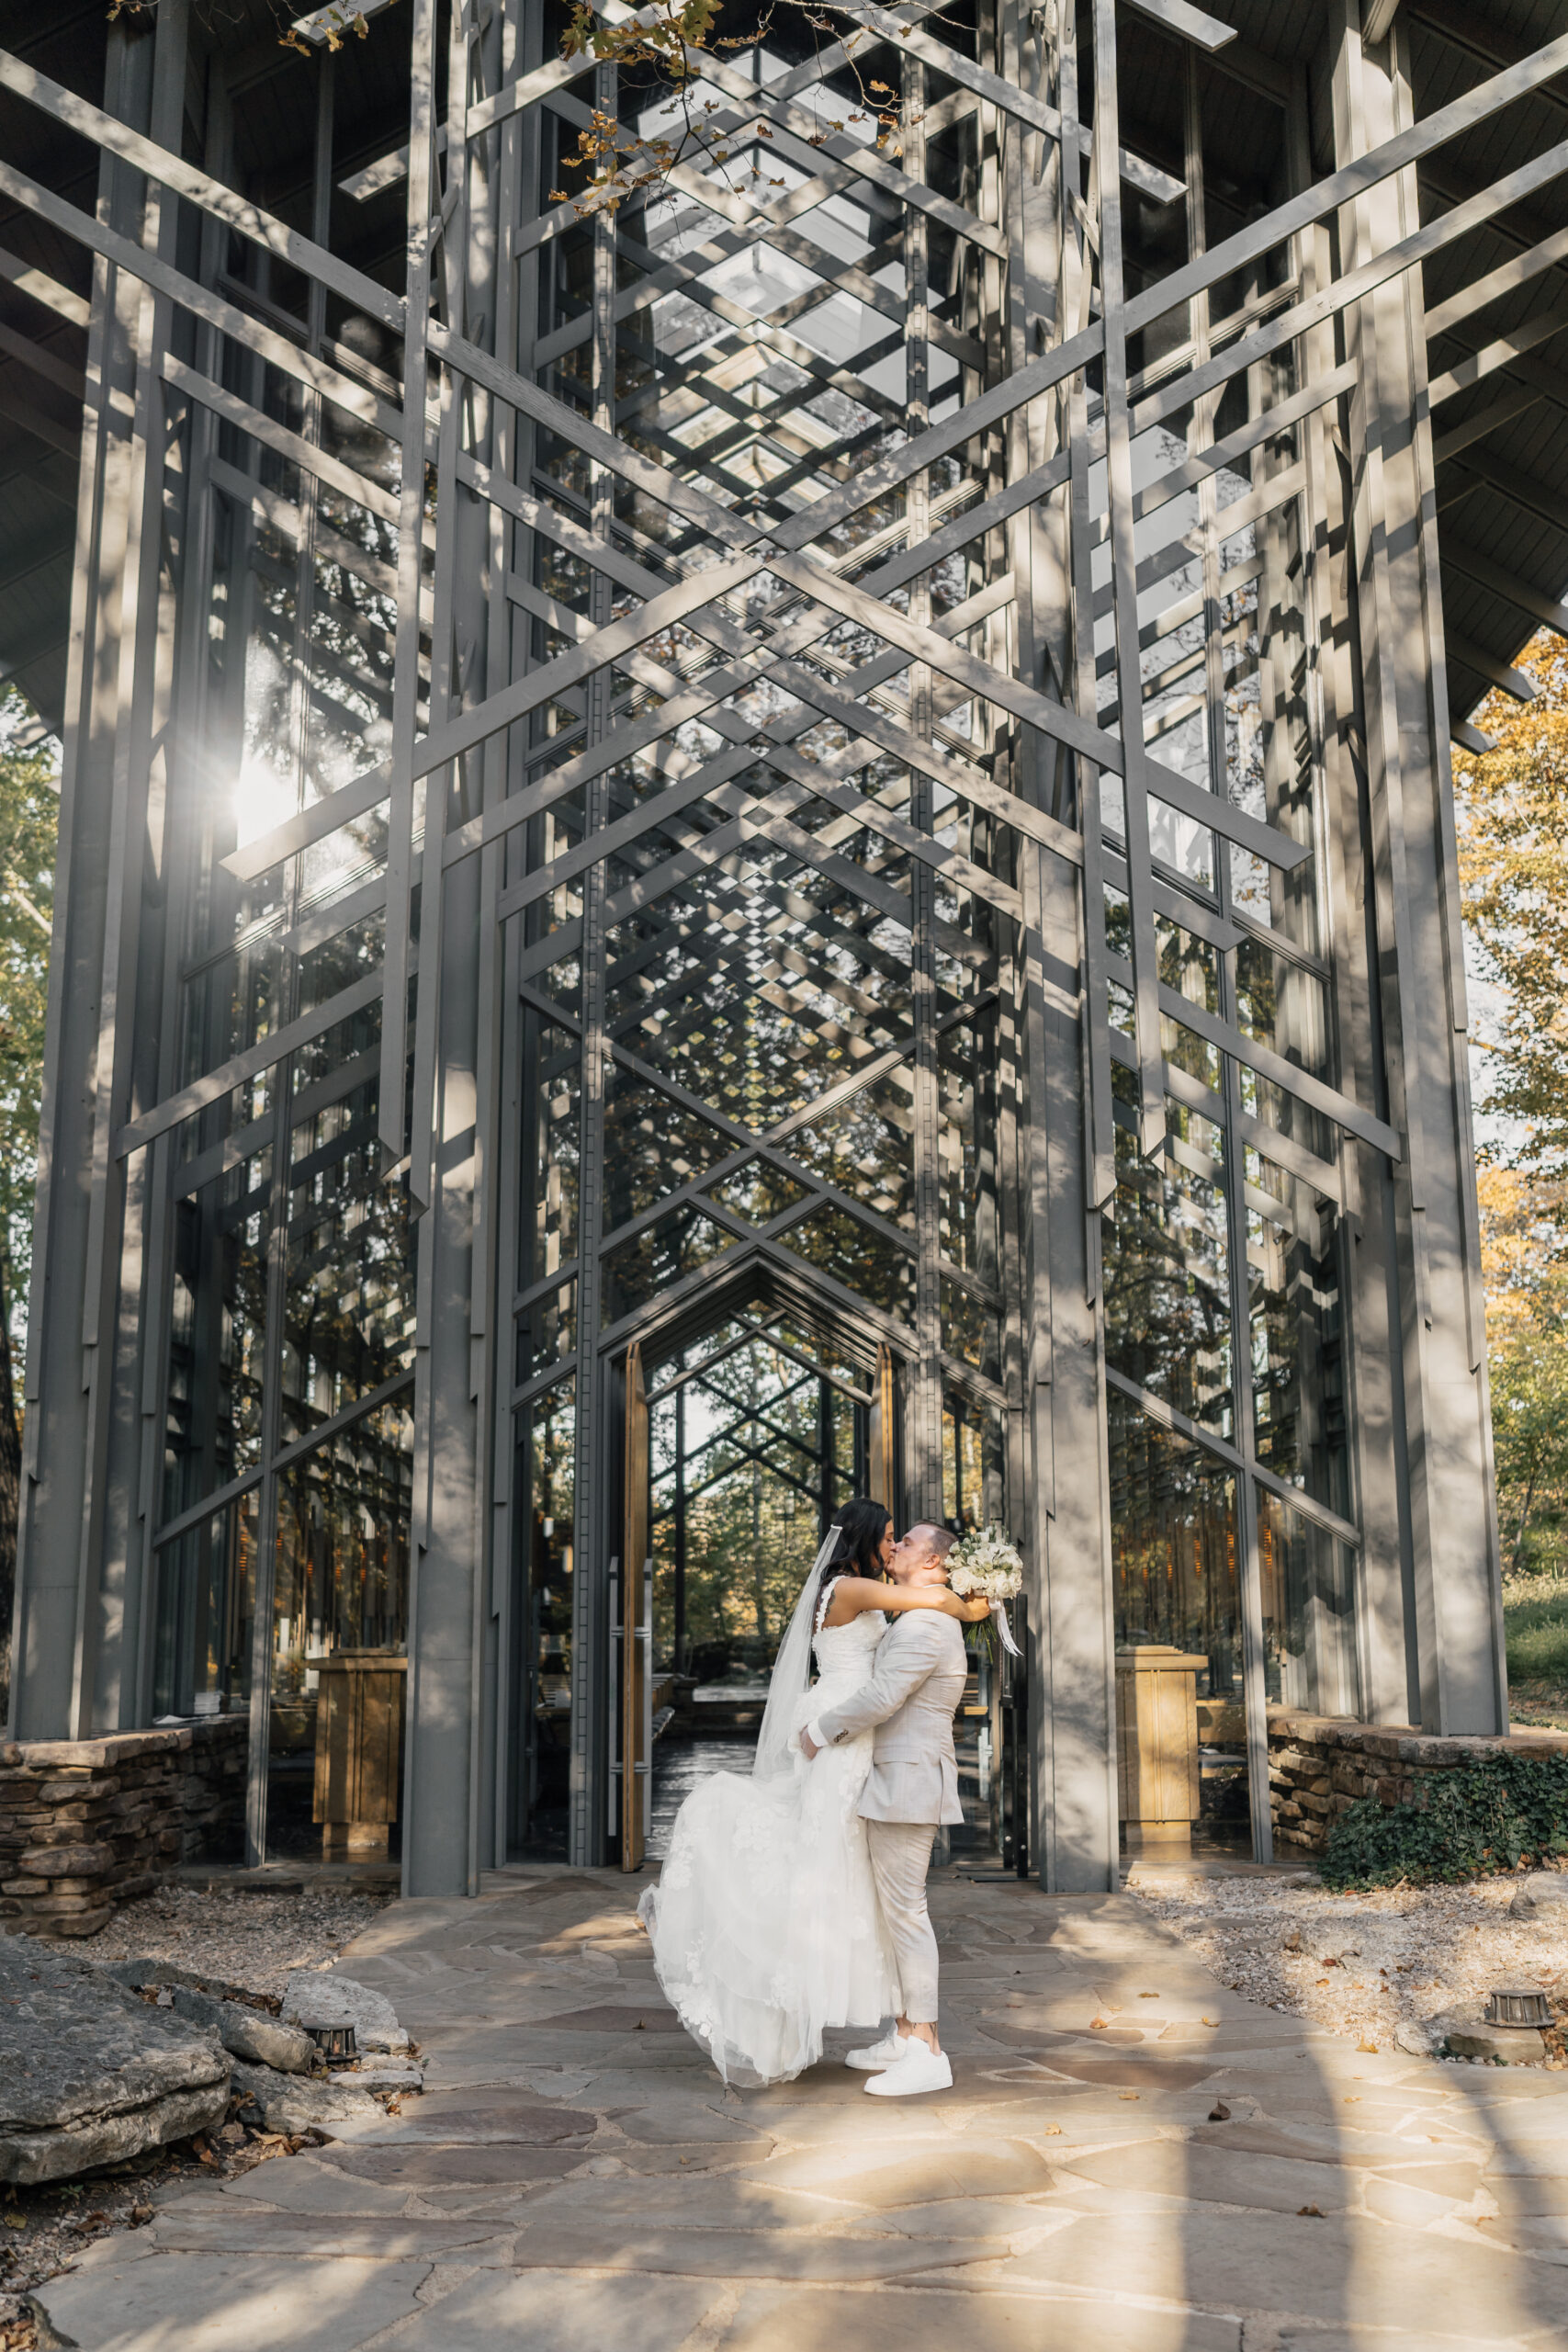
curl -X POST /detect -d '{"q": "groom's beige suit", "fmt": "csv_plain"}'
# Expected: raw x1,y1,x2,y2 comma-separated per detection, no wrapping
808,1611,967,2028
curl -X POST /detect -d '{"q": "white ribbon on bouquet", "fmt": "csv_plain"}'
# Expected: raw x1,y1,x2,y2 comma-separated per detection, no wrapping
990,1601,1022,1658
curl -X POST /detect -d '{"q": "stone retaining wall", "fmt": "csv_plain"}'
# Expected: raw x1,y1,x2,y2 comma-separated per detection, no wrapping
0,1720,248,1937
1268,1709,1568,1858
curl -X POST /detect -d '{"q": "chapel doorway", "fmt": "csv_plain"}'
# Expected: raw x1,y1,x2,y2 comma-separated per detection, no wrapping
642,1313,882,1859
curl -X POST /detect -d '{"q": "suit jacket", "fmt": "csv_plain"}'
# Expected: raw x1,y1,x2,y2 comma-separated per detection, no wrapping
812,1609,967,1826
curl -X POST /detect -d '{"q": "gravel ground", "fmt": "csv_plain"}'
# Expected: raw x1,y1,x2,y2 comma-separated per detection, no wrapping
1130,1870,1568,2059
87,1883,394,1994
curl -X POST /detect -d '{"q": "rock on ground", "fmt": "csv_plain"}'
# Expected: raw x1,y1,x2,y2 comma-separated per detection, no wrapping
168,1984,318,2074
1434,2009,1551,2064
0,1937,230,2185
348,2063,423,2092
1511,1872,1568,1917
227,2060,383,2137
282,1972,407,2054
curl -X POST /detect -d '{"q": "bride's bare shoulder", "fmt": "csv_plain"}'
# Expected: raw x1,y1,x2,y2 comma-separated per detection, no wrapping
819,1574,883,1628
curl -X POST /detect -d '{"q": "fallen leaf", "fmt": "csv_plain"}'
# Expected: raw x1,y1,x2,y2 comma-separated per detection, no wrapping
1139,1991,1160,1998
1316,1978,1330,1987
1343,2097,1359,2104
1208,2102,1231,2122
1297,2203,1324,2219
1118,2092,1139,2101
1043,2123,1062,2135
1358,2039,1379,2053
1089,2018,1110,2030
1201,2017,1220,2027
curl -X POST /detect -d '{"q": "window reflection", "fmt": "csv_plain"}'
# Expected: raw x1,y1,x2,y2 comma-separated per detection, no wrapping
1103,1082,1234,1438
1109,1391,1251,1855
283,1073,414,1441
266,1393,413,1863
513,1377,576,1859
1259,1491,1361,1720
152,1490,259,1747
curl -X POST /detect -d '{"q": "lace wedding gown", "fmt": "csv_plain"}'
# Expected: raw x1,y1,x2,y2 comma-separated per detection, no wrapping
638,1609,903,2086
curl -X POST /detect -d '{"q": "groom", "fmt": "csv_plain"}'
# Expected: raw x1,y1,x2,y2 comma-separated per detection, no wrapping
801,1521,964,2096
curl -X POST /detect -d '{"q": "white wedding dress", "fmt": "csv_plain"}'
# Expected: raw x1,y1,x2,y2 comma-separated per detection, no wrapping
638,1603,903,2086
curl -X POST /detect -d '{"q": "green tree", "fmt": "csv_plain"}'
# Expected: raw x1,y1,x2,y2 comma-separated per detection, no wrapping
1458,640,1568,1595
0,693,58,1718
1489,1281,1568,1573
1458,633,1568,1179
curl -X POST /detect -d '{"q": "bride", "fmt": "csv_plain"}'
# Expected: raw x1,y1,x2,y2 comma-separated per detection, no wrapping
637,1497,987,2086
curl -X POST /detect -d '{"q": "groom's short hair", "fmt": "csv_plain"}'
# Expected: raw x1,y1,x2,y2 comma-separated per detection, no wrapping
906,1522,954,1565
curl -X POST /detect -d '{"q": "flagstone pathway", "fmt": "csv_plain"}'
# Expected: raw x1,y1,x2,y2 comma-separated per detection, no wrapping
33,1867,1568,2350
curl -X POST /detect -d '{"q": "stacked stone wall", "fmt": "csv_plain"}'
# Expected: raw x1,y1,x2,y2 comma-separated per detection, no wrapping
1268,1709,1568,1858
0,1721,248,1937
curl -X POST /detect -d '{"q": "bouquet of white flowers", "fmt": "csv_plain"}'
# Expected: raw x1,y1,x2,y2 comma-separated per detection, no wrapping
946,1523,1024,1659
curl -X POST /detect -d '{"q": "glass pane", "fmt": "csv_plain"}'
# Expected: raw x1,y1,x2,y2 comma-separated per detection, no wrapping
938,1012,998,1283
1259,1489,1361,1720
1108,1388,1251,1857
265,1391,414,1864
152,1490,260,1764
941,1273,1000,1377
602,1067,730,1234
1103,1084,1234,1439
704,1161,810,1225
942,1395,1006,1532
781,1204,916,1323
164,1147,270,1527
517,1278,577,1385
513,1376,576,1859
600,1204,731,1328
790,1069,916,1233
282,1071,415,1443
523,1015,580,1285
1247,1159,1347,1512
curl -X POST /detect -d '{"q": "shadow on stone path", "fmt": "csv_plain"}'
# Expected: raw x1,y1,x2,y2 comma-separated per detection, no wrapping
34,1870,1568,2350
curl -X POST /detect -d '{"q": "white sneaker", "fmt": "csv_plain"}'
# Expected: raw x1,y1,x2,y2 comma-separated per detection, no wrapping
845,2030,910,2072
863,2040,953,2097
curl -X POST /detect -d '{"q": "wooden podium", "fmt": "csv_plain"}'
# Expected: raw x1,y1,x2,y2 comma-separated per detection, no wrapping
1115,1646,1208,1842
312,1651,407,1858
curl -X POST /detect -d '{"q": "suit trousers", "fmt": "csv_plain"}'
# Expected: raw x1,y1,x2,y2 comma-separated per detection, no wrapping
865,1818,939,2025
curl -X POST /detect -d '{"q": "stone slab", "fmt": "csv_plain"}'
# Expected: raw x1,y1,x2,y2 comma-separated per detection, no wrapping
712,2281,1242,2352
281,1972,407,2054
227,2060,382,2138
983,2208,1568,2340
380,2267,718,2352
0,1938,230,2184
506,2222,998,2279
33,2252,432,2352
218,2154,417,2215
1059,2139,1361,2214
169,1984,317,2073
339,2088,595,2144
144,2210,511,2256
320,2141,597,2187
745,2140,1057,2205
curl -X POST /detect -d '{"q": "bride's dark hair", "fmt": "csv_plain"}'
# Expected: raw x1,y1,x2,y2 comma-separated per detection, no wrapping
822,1497,892,1588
